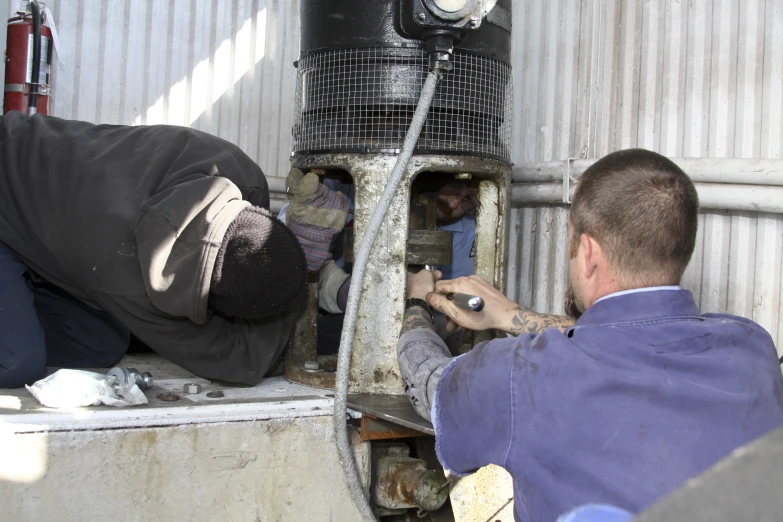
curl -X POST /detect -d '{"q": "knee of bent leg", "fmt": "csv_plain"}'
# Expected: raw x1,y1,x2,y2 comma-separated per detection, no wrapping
0,351,46,388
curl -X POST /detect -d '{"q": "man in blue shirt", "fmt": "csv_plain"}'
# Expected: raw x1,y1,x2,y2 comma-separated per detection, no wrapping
280,177,477,277
398,149,783,521
281,172,478,354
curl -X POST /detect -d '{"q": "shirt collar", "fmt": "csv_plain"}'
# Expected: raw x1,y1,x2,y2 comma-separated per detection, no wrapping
576,287,700,326
594,285,681,305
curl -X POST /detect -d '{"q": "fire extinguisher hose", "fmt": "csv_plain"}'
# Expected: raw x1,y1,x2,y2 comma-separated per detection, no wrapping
28,1,42,114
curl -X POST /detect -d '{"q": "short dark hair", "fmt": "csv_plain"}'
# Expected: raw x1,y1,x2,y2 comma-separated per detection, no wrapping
570,149,699,288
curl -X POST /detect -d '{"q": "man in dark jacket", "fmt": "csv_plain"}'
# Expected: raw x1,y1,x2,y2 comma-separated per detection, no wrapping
0,112,330,388
398,149,783,521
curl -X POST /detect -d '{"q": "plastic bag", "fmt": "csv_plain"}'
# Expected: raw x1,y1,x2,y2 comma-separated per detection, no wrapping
26,369,148,408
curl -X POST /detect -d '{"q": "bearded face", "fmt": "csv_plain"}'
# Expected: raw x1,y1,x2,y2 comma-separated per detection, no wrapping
564,283,584,320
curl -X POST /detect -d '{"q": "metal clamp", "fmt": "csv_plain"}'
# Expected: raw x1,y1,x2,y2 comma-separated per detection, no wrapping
4,83,52,96
563,159,573,204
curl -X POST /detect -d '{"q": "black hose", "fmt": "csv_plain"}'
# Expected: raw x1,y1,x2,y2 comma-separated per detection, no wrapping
28,1,42,114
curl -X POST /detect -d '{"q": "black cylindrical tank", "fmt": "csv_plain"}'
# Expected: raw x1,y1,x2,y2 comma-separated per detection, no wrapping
292,0,513,162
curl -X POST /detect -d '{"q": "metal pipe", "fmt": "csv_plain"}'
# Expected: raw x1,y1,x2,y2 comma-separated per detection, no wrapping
694,183,783,213
265,159,783,195
266,176,287,194
269,197,286,215
334,68,445,522
510,181,783,214
512,158,783,186
509,183,567,205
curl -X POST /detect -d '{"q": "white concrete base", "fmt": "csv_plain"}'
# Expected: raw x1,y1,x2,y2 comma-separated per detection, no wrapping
1,416,365,521
0,367,368,522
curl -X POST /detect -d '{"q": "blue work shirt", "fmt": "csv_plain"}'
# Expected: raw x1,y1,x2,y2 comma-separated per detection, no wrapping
433,289,783,522
279,180,475,276
436,214,475,279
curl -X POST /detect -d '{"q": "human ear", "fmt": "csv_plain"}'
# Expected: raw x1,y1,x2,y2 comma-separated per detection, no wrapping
582,234,596,278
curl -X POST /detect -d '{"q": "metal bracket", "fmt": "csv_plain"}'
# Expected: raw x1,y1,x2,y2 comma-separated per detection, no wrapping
563,159,572,204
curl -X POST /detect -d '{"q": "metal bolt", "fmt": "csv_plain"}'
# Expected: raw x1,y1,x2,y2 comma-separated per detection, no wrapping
302,360,324,373
107,367,153,391
416,12,426,21
157,392,180,402
455,172,472,179
183,383,202,394
469,17,479,28
206,390,225,399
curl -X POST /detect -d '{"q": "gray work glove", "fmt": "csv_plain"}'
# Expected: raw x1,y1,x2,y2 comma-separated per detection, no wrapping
285,168,349,271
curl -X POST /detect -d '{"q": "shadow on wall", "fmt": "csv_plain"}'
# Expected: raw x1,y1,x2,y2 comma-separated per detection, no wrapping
47,0,299,177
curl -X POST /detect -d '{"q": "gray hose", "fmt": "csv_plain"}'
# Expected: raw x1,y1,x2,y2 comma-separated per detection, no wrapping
333,68,444,522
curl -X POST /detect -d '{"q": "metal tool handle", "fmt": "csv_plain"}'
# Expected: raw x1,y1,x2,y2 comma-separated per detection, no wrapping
448,293,485,312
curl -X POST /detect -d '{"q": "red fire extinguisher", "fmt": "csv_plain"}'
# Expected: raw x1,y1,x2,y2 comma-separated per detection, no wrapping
4,1,53,115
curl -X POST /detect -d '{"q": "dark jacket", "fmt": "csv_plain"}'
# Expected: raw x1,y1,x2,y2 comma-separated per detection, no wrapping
0,112,297,384
429,289,783,521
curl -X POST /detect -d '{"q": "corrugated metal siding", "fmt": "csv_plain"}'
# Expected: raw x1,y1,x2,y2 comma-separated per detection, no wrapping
38,0,783,348
507,0,783,350
46,0,300,179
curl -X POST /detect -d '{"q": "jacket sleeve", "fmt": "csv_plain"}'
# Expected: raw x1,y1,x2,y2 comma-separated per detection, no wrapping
92,292,298,385
397,328,454,421
433,335,534,476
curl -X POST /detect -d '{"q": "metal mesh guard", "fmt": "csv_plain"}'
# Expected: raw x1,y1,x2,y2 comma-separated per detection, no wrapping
293,48,513,162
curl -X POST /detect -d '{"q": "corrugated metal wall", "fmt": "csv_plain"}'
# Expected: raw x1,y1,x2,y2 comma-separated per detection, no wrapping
42,0,782,348
45,0,300,179
507,0,783,350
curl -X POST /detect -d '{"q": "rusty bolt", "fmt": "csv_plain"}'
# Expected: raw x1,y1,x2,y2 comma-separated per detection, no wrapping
183,383,202,394
157,392,180,402
206,391,225,399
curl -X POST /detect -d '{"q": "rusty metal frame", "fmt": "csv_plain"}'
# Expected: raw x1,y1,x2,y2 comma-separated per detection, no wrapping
359,414,428,441
287,153,511,395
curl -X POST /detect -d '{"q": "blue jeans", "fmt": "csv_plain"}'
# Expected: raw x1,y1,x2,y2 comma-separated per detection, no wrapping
0,241,129,388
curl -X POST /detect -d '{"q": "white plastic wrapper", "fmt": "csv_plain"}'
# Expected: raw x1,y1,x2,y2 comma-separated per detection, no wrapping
26,369,148,408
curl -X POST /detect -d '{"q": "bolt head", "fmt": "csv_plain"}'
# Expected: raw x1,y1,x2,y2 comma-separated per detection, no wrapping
139,372,153,389
469,17,479,27
416,12,426,21
183,383,202,394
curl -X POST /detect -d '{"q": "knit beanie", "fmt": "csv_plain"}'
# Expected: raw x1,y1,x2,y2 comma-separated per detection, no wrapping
208,207,307,319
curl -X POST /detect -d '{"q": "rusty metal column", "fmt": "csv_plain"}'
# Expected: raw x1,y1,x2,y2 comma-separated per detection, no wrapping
349,155,415,395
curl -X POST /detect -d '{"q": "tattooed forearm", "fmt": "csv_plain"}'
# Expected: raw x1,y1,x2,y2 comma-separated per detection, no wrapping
400,306,434,335
507,306,575,336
